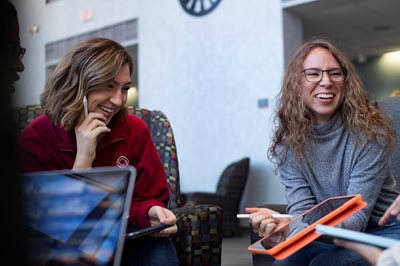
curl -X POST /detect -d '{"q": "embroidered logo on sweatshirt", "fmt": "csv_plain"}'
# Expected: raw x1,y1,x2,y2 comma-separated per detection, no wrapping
116,156,129,168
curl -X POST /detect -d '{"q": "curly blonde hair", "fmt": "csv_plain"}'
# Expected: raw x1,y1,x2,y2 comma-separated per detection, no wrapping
269,37,394,165
41,37,133,131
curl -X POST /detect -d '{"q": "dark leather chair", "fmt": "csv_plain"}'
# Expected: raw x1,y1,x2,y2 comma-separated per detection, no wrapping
183,157,250,237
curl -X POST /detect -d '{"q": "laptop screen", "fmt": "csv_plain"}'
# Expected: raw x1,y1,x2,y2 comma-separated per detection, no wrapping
20,166,136,266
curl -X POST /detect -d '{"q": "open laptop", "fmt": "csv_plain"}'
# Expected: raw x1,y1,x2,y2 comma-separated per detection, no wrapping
20,166,136,266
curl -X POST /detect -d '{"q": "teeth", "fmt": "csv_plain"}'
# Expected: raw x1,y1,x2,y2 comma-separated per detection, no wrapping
99,106,114,113
316,93,334,99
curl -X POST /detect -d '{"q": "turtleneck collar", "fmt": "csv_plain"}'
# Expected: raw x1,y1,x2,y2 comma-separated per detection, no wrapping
312,111,343,137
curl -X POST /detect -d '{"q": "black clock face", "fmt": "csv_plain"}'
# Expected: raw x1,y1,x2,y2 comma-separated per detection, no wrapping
179,0,222,16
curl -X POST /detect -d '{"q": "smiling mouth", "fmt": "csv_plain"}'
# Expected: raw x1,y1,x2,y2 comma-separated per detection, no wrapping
315,93,334,100
99,105,115,114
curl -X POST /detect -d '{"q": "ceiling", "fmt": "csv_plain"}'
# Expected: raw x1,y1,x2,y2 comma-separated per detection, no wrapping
284,0,400,61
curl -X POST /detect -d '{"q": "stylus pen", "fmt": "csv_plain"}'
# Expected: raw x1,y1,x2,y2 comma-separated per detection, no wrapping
236,214,293,219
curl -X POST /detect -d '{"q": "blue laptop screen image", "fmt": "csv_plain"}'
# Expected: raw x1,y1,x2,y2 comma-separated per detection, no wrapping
21,167,135,266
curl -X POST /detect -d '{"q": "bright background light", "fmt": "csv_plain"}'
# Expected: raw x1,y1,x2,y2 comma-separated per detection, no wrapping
126,86,138,107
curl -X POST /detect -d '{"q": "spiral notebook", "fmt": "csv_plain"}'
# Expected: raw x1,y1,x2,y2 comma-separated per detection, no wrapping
20,166,136,266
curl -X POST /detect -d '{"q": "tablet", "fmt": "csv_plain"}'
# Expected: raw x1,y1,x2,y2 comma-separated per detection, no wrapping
126,223,171,239
316,224,400,249
248,194,367,260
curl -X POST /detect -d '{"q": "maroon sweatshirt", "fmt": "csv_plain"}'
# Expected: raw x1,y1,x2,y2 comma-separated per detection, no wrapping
18,114,170,228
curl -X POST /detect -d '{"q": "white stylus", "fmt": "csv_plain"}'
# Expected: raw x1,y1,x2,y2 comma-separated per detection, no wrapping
83,96,88,117
236,214,293,219
272,214,293,219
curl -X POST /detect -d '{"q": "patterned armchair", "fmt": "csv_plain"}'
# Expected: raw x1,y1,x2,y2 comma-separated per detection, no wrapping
14,105,223,266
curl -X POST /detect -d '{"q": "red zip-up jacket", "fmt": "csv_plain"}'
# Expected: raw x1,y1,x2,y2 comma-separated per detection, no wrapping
18,114,170,229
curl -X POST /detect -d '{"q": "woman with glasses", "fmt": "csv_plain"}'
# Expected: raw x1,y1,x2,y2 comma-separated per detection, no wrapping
246,38,400,265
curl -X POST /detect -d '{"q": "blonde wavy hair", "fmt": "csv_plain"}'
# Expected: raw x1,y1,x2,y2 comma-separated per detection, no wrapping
41,37,133,131
269,37,394,165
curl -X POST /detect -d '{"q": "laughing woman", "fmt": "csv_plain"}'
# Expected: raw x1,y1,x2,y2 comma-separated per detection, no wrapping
247,38,400,266
18,37,179,266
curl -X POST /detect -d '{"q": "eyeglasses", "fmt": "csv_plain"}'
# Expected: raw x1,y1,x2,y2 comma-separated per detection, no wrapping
8,44,26,61
301,68,346,83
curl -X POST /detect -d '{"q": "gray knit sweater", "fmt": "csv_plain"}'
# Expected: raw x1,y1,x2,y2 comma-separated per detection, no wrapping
278,112,399,231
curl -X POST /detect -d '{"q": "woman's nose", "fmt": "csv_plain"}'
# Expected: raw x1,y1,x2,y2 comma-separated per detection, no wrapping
14,58,25,73
110,91,123,106
320,72,333,86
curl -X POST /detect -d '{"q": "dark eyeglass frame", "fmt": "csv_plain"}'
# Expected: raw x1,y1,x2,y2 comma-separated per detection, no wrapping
301,68,347,83
8,44,26,61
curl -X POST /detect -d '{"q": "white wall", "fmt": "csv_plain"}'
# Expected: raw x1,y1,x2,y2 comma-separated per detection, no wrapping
139,1,287,209
13,0,287,212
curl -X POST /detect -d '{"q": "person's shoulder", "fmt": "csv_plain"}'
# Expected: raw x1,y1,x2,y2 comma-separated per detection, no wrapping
22,115,52,133
125,113,148,129
28,114,50,124
19,115,54,142
115,113,151,137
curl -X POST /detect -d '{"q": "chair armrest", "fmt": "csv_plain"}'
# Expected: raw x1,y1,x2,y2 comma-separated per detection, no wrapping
172,204,223,265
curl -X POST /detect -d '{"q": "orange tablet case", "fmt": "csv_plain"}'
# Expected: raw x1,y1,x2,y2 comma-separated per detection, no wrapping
247,194,367,260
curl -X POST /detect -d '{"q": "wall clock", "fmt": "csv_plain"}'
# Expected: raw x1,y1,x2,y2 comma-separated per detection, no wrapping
179,0,222,16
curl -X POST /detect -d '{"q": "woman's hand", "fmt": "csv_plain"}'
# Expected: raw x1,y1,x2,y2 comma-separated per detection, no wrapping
73,112,110,169
333,195,400,266
246,207,291,237
379,195,400,226
148,206,178,237
334,239,382,266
